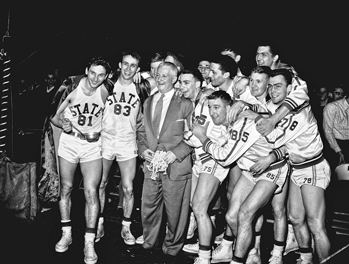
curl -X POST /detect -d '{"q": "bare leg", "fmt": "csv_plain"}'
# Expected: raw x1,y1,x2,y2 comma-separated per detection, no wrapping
99,158,114,216
81,158,103,230
192,173,220,247
118,157,137,219
230,178,277,259
302,185,331,262
58,157,78,221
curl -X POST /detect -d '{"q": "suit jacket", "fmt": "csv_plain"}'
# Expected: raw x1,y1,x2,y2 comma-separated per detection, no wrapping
138,92,193,181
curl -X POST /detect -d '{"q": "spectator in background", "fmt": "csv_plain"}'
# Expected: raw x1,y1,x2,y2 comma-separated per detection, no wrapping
323,90,349,167
145,51,166,95
197,57,212,89
318,86,332,109
165,51,185,88
333,86,345,101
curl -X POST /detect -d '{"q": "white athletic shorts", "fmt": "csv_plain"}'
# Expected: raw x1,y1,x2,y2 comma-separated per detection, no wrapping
192,158,230,183
290,159,331,189
58,132,102,163
101,137,138,162
243,160,289,194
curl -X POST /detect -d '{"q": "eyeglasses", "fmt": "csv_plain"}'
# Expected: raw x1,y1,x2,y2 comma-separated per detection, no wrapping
198,66,210,71
334,92,344,96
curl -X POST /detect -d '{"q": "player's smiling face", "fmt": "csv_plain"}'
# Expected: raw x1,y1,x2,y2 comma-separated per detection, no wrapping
209,62,225,88
85,65,107,89
119,55,140,81
179,73,198,101
249,72,268,99
256,46,275,67
268,75,289,105
208,98,228,125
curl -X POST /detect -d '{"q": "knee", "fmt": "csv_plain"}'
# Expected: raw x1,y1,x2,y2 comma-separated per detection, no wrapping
225,209,237,227
288,211,303,226
84,188,99,203
272,204,286,219
60,184,73,198
99,178,109,190
192,200,205,219
122,183,134,196
306,215,324,233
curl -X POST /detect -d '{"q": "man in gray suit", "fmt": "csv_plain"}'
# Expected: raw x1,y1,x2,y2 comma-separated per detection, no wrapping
137,61,193,261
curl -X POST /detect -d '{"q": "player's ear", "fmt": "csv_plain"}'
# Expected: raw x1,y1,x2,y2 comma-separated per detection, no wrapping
235,55,241,63
171,75,178,85
223,71,230,79
286,84,292,94
85,67,89,75
273,54,279,63
195,80,201,89
226,104,231,115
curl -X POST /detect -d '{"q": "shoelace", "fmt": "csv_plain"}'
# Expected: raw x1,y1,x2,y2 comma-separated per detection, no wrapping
85,241,95,257
193,257,203,264
59,232,72,245
296,257,311,264
212,244,223,255
269,255,282,264
296,258,304,264
186,242,198,248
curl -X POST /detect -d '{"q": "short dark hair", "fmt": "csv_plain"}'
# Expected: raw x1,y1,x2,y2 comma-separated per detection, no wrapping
150,51,165,63
207,90,232,105
255,38,281,58
121,51,141,64
270,68,294,86
87,56,112,75
180,68,204,87
251,65,272,76
166,51,185,74
209,54,238,78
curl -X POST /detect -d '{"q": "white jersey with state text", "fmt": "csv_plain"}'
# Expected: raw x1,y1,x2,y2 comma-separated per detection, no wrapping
102,80,142,148
63,82,105,134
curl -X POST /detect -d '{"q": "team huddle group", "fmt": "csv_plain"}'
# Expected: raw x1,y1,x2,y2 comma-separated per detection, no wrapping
42,40,332,264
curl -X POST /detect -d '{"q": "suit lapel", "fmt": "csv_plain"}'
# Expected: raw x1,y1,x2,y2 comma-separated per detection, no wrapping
146,95,157,136
159,94,179,138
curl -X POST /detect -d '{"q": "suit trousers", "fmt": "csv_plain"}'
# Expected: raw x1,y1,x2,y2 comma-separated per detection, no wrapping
141,174,191,256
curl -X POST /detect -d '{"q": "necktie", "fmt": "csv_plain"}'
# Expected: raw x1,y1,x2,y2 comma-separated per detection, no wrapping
153,94,164,138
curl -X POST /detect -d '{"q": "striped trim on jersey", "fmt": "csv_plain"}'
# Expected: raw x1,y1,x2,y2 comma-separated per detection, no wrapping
198,152,213,165
291,152,324,169
311,165,317,186
264,115,296,145
264,158,288,173
202,117,249,163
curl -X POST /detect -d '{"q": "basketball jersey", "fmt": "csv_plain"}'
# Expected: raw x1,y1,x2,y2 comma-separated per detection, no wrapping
102,80,141,143
184,90,227,162
63,82,105,134
202,116,274,170
265,102,323,163
279,66,309,111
